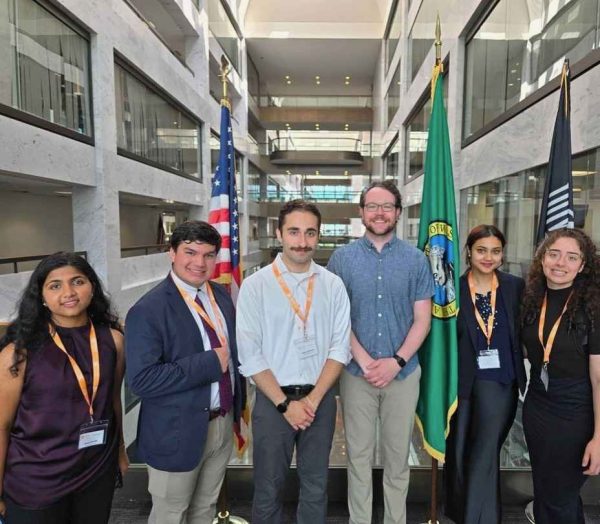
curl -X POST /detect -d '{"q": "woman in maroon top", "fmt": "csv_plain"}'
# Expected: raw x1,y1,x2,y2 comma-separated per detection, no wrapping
0,252,128,524
522,229,600,524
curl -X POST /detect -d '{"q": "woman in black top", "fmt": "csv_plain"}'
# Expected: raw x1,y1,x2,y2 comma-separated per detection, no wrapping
522,228,600,524
445,225,526,524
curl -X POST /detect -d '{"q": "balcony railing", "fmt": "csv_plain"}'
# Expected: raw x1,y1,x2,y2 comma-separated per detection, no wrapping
121,244,169,258
250,189,362,203
0,251,87,274
260,95,372,108
269,137,366,154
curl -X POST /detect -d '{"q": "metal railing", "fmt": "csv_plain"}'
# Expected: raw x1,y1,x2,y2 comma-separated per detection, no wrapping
249,189,362,203
269,137,365,154
121,244,169,258
260,235,358,250
0,251,87,274
260,95,372,108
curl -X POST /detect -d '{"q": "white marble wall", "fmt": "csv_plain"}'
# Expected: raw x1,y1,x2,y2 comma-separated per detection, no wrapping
0,0,251,320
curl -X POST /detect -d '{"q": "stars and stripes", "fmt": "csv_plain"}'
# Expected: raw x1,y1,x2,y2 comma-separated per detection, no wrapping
208,101,241,301
536,59,575,245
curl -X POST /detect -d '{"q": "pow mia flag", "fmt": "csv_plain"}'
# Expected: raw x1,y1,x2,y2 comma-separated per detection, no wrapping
535,59,575,246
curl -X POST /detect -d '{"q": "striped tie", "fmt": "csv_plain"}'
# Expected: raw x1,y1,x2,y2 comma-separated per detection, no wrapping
195,294,233,415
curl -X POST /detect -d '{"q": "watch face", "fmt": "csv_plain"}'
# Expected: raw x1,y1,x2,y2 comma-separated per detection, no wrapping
277,400,288,413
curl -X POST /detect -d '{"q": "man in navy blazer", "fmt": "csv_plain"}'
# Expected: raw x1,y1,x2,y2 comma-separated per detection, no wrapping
125,220,244,524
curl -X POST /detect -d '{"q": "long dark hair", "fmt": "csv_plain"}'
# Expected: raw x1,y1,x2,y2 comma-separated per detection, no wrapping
521,229,600,328
0,252,121,376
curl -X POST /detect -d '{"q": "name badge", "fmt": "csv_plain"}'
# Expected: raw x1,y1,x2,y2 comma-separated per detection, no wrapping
78,419,109,450
294,334,318,360
477,348,500,370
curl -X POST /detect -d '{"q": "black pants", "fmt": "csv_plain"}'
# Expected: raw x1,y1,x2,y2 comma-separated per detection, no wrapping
5,462,117,524
523,376,593,524
251,388,337,524
444,379,518,524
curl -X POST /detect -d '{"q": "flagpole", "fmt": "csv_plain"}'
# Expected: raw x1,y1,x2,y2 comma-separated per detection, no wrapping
425,17,442,524
212,56,248,524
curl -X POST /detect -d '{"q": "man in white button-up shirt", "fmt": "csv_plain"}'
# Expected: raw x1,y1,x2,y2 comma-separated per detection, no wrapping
237,200,351,524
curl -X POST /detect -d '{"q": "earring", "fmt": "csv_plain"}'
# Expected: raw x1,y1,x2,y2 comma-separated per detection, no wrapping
42,302,47,307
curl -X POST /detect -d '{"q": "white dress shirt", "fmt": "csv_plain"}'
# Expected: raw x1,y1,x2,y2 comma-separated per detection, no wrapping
236,254,351,385
171,271,233,409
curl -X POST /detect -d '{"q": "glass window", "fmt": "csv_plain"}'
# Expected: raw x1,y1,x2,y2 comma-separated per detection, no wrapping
115,63,201,178
383,135,399,181
405,76,448,184
207,0,240,72
386,62,401,128
464,0,599,139
409,3,434,82
247,162,262,202
385,1,402,71
0,0,91,135
247,54,260,105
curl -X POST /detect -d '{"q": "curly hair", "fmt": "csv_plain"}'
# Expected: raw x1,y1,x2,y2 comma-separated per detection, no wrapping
521,229,600,329
0,252,121,376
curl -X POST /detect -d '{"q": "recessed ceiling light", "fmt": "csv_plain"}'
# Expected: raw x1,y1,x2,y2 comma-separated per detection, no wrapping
315,75,320,80
316,80,321,85
344,80,350,85
285,75,290,79
345,76,351,80
286,80,292,85
315,170,320,175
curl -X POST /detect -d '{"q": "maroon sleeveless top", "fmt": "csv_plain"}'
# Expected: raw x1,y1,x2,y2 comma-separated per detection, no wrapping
4,323,118,508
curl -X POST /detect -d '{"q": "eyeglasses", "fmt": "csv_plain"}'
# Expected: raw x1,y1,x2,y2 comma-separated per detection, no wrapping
363,203,396,212
544,249,583,264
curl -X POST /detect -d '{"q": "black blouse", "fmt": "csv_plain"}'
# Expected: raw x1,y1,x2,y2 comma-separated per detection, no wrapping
522,286,600,379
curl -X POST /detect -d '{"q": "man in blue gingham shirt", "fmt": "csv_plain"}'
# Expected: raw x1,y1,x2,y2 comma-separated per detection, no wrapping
327,180,434,524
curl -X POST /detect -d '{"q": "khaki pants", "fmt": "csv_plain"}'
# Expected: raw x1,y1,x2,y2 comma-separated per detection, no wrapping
147,412,233,524
340,366,420,524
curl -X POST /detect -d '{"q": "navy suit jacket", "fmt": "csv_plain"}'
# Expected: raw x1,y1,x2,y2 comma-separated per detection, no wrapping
125,275,244,472
457,270,526,399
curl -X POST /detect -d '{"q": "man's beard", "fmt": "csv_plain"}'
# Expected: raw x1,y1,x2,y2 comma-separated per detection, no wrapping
363,218,398,237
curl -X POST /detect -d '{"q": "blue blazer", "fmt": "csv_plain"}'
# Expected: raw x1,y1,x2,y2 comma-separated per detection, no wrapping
457,270,526,399
125,275,244,472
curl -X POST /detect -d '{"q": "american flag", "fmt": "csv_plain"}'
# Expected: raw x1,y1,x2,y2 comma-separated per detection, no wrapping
209,99,248,455
209,101,242,301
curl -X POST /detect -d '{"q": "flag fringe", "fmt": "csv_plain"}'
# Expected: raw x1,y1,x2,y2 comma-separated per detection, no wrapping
414,396,458,463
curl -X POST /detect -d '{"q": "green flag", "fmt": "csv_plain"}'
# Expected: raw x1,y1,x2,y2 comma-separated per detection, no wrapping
415,69,459,462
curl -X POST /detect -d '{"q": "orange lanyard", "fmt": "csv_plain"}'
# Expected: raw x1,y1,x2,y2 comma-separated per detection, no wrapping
538,291,573,366
467,272,498,349
50,323,100,421
538,291,573,367
272,262,315,332
177,283,227,349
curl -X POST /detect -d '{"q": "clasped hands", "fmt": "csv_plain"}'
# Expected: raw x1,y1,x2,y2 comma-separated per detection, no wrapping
283,397,317,431
362,357,401,389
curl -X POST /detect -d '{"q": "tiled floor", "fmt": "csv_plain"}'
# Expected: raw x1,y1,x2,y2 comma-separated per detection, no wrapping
109,493,600,523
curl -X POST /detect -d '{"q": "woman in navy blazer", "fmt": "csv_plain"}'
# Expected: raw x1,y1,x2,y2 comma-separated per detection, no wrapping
444,225,526,524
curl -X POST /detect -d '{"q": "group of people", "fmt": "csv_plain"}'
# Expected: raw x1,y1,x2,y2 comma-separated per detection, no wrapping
0,179,598,524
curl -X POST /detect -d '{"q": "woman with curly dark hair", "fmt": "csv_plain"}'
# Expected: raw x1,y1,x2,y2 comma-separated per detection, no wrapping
522,228,600,524
0,252,128,524
445,225,526,524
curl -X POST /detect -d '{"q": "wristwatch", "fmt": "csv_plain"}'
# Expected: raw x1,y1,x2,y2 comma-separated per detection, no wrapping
276,398,290,413
393,355,407,369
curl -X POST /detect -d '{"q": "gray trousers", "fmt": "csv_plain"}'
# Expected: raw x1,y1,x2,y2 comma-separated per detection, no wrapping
251,388,337,524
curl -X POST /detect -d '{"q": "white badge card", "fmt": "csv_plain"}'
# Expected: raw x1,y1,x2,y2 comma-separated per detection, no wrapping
294,333,318,360
78,419,109,450
477,348,500,370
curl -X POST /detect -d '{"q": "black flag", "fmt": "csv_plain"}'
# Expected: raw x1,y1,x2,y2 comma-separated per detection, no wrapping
535,59,574,246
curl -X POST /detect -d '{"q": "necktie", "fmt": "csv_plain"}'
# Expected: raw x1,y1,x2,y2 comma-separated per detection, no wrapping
195,294,233,415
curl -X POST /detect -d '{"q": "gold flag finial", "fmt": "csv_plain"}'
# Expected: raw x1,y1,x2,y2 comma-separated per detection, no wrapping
218,55,232,105
434,13,442,66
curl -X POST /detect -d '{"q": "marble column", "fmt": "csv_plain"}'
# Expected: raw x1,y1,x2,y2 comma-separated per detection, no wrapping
72,33,121,294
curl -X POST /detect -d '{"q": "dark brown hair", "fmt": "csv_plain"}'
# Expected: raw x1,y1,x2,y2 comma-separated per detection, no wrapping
465,224,506,268
278,199,322,231
359,180,402,211
521,228,600,328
